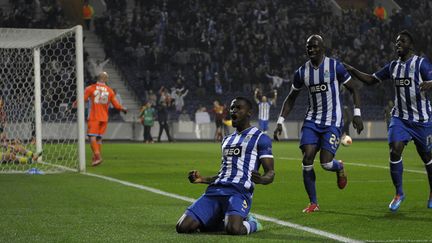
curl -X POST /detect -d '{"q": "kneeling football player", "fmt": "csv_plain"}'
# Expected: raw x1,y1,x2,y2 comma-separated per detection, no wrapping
176,97,275,235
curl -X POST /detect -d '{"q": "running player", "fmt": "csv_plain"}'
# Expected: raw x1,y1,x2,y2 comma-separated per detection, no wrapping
274,35,364,213
345,30,432,211
176,97,275,235
83,72,127,166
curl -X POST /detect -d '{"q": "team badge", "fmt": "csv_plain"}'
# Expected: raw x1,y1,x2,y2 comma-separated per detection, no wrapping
243,135,252,144
324,70,330,79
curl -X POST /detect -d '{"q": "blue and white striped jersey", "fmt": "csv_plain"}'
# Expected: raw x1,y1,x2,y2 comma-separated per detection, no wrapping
292,57,351,127
373,55,432,123
257,101,272,121
206,126,273,196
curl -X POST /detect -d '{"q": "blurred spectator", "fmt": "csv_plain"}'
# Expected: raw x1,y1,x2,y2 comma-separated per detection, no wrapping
212,100,226,142
373,4,387,20
83,0,94,30
156,101,173,142
171,88,189,113
88,58,110,80
139,102,156,143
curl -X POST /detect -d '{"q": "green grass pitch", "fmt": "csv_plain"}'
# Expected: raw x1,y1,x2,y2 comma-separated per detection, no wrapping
1,141,432,242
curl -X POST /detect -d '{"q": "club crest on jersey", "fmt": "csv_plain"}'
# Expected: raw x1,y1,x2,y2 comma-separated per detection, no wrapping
243,135,252,144
324,70,330,78
394,78,412,87
309,83,328,93
409,66,415,75
223,146,242,157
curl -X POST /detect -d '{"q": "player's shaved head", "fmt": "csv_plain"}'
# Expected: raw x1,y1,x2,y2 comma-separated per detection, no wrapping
98,72,109,82
306,35,324,46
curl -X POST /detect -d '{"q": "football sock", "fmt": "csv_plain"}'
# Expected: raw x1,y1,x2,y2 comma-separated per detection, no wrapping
425,159,432,194
321,159,343,172
390,158,404,195
243,220,257,234
18,156,29,164
90,140,100,157
303,164,317,204
25,151,33,158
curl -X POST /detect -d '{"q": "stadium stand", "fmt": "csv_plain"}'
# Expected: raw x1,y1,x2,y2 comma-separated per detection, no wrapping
2,0,431,121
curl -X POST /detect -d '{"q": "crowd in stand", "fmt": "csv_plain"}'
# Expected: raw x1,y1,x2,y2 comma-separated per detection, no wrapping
93,0,432,121
1,0,69,29
1,0,431,122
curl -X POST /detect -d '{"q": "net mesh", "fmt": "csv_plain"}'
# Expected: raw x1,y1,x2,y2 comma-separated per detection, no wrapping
0,29,79,173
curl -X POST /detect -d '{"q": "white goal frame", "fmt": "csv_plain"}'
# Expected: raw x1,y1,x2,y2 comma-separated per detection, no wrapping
0,25,86,172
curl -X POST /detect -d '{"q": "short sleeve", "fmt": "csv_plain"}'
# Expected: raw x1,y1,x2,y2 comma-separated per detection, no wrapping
420,58,432,81
84,85,93,101
373,63,391,82
336,61,351,84
292,68,303,90
257,134,273,159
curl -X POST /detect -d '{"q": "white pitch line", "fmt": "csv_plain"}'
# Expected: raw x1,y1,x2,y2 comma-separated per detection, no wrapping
83,171,363,243
279,157,426,174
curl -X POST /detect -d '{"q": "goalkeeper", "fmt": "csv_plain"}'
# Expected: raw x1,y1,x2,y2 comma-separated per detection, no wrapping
0,140,42,164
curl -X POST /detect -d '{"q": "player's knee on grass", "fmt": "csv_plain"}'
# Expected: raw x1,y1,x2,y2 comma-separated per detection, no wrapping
225,221,246,235
176,214,200,234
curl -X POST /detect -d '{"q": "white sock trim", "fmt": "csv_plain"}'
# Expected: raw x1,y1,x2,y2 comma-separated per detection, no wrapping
302,164,314,171
389,158,402,164
321,161,333,170
243,221,251,234
426,159,432,166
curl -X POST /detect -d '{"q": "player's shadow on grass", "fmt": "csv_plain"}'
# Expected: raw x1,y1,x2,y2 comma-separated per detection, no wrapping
321,210,432,223
184,227,334,242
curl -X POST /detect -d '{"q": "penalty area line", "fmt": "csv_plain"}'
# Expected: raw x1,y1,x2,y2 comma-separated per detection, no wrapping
83,171,363,243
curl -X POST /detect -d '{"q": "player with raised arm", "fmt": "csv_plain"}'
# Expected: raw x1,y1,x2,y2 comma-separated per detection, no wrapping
274,35,364,213
344,30,432,211
83,72,127,166
254,88,277,134
176,97,275,235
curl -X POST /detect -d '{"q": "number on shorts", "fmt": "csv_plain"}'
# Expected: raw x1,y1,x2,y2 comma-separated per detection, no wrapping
427,135,432,146
329,134,340,146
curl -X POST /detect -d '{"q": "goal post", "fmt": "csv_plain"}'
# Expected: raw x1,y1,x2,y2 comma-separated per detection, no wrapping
0,26,86,173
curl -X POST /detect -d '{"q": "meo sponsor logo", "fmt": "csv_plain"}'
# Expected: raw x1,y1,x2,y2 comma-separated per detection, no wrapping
309,84,328,93
223,146,242,157
394,78,412,87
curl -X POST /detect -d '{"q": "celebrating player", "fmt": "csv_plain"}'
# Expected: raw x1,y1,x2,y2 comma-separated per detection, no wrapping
83,72,127,166
176,97,275,235
274,35,364,213
344,30,432,211
254,88,277,134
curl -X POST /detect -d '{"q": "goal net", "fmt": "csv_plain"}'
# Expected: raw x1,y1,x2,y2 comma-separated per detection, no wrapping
0,26,86,173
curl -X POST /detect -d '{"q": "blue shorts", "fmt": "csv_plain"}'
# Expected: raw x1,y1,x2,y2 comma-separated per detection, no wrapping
300,121,341,155
258,119,269,132
185,193,252,229
388,117,432,153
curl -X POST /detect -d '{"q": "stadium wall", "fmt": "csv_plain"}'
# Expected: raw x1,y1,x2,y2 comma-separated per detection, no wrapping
6,121,388,141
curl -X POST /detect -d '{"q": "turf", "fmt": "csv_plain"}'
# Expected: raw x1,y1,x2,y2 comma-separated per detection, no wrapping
1,141,432,242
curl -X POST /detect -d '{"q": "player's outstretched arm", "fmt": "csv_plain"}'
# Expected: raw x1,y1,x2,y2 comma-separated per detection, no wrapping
251,158,275,185
344,63,379,85
188,170,218,184
344,80,364,134
274,89,300,141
